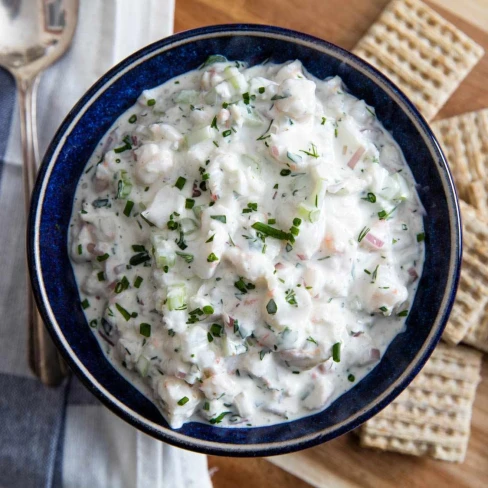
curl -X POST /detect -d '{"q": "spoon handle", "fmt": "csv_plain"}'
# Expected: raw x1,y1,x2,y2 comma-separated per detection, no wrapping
18,76,67,386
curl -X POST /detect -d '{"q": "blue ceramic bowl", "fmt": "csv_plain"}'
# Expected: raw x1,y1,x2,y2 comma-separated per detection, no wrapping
28,24,461,456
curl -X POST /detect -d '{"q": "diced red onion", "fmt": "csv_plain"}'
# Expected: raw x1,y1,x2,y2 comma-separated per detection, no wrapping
365,232,384,248
370,348,381,361
408,267,419,281
87,243,104,256
347,146,365,169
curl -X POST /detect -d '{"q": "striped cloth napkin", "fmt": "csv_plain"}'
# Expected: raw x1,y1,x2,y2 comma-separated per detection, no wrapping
0,1,213,487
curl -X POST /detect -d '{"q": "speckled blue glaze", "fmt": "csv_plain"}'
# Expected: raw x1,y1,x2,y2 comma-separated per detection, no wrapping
28,25,461,457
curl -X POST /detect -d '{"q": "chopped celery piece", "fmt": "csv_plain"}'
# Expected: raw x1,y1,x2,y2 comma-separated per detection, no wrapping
167,283,187,311
136,356,150,377
174,90,199,104
298,203,320,223
179,218,198,235
186,126,216,147
151,235,176,269
193,205,205,219
201,54,228,68
116,170,132,199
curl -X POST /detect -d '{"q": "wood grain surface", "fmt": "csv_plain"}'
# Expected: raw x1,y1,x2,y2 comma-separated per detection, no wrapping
173,1,488,486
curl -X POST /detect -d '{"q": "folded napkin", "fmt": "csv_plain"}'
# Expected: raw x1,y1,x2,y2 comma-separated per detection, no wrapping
0,1,213,487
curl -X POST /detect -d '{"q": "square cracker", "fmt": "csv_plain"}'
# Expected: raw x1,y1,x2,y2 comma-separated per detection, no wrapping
353,0,484,121
432,109,488,219
442,200,488,346
359,343,482,462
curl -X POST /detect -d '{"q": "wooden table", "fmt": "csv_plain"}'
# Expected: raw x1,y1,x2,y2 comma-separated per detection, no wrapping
174,1,488,486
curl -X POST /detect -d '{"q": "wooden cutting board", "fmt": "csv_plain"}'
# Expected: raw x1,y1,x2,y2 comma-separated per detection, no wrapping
174,1,488,486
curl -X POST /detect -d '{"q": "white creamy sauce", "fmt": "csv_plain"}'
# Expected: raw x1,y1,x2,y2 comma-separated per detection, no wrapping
69,58,425,429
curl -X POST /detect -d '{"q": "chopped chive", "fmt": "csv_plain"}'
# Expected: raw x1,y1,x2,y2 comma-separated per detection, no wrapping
299,143,319,159
280,169,291,176
115,303,131,321
202,305,214,315
252,222,290,240
266,299,277,315
81,299,90,310
321,117,326,125
210,215,226,223
114,276,130,294
293,218,302,227
176,251,194,263
123,200,134,217
140,323,151,337
175,177,186,190
258,86,265,94
97,253,109,262
242,92,250,105
211,116,218,130
129,252,151,266
207,332,214,343
147,99,156,106
178,396,189,406
206,234,215,243
222,129,232,137
398,309,409,317
417,232,425,242
185,198,195,209
77,244,82,255
132,244,146,252
134,276,143,288
207,253,219,262
210,323,223,337
307,336,318,345
332,342,341,362
97,271,105,281
290,226,299,237
268,218,276,225
234,278,248,294
209,412,231,424
362,192,376,203
89,319,98,328
348,374,355,382
128,114,137,124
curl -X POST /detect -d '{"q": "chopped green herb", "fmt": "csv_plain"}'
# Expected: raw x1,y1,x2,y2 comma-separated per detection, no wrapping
97,271,105,281
379,306,388,313
81,299,90,310
307,336,318,345
114,135,132,153
321,117,326,125
362,192,376,203
185,198,195,209
242,92,250,105
168,329,176,337
178,396,189,406
206,234,215,243
116,303,131,321
176,251,194,263
398,310,409,317
175,177,186,190
209,411,231,424
147,99,156,106
258,86,265,94
97,253,109,262
280,169,292,176
348,374,355,382
128,114,137,124
332,342,341,362
134,276,143,288
129,252,151,266
89,319,98,328
293,218,302,227
211,116,218,130
123,200,134,216
210,323,223,337
207,332,214,343
358,226,370,242
266,299,277,315
257,119,274,141
252,222,290,240
115,276,130,294
210,215,227,223
77,244,82,255
299,143,319,159
222,129,232,137
417,232,425,242
371,264,379,283
207,253,219,262
140,323,151,337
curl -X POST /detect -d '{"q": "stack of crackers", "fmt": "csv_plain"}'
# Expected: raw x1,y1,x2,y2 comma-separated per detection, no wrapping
352,0,486,463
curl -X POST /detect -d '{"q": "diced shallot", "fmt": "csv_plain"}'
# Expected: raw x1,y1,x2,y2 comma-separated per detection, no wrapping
347,146,365,169
365,232,384,248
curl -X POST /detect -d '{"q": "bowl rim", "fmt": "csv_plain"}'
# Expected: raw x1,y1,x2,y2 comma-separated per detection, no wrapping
28,23,462,457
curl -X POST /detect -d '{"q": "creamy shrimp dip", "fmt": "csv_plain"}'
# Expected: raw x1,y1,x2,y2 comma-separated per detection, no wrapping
70,57,425,429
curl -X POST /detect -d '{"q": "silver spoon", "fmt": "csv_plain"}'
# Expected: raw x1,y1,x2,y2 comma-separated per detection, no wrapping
0,0,79,386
